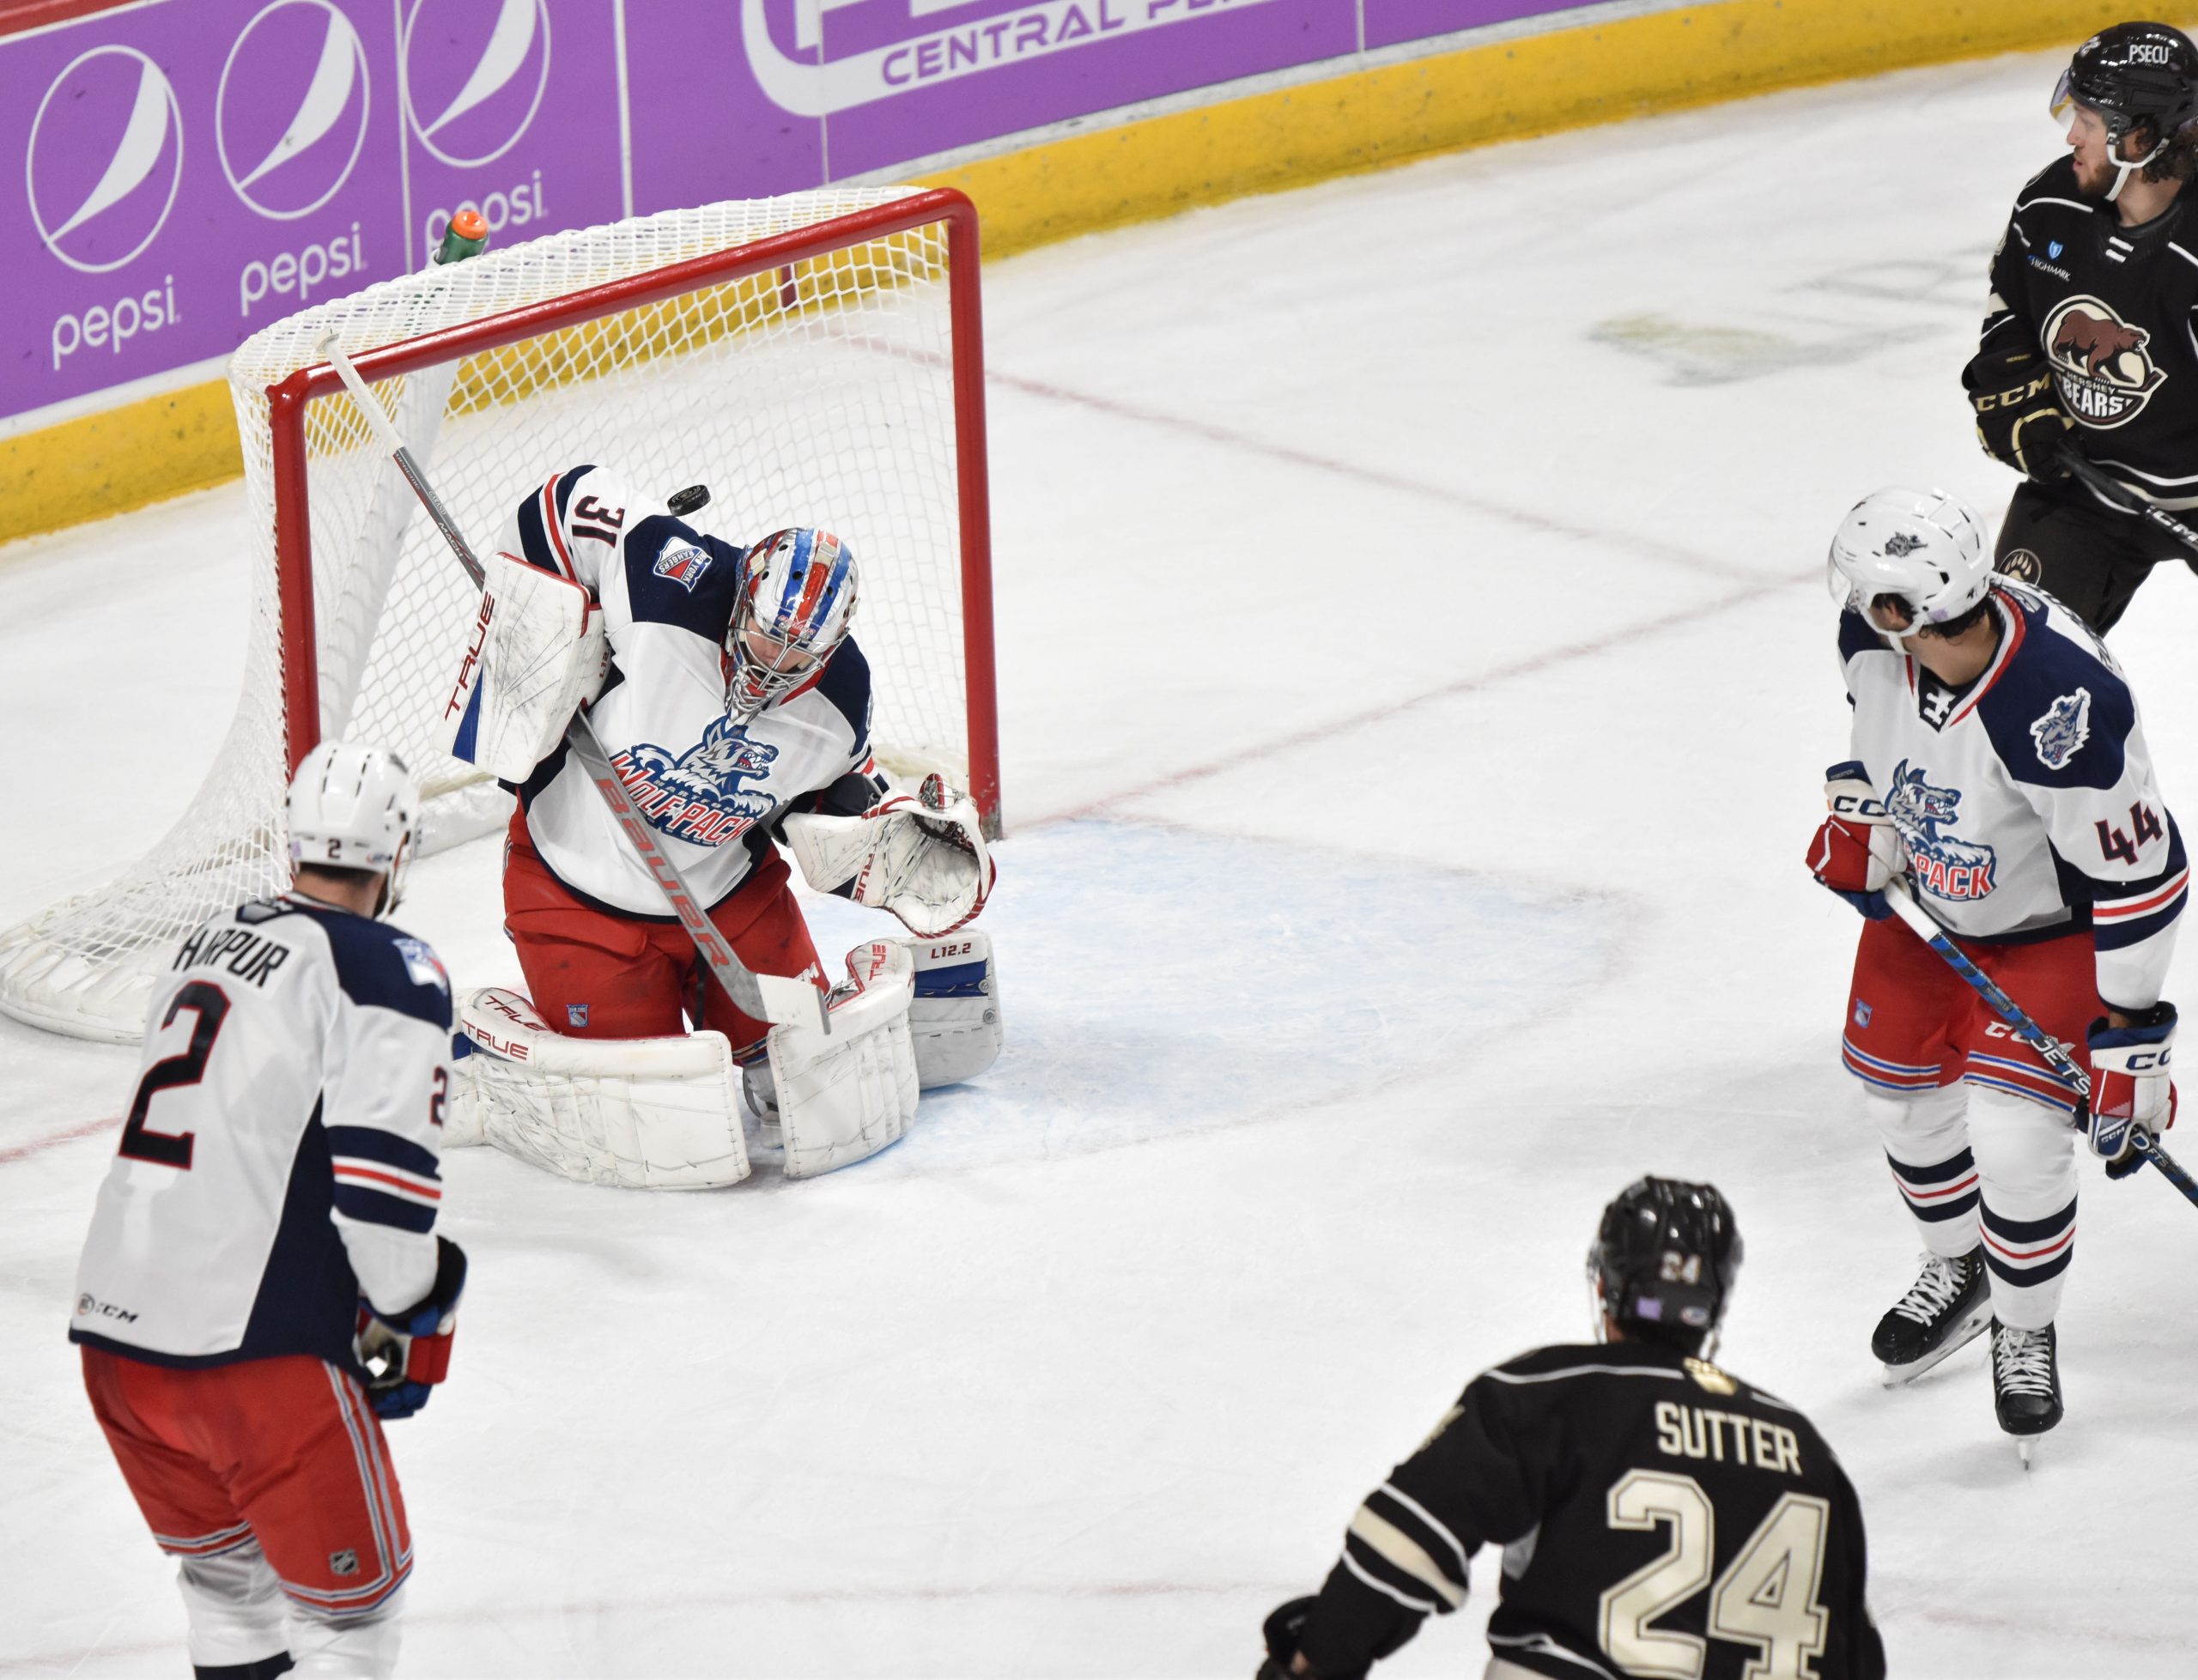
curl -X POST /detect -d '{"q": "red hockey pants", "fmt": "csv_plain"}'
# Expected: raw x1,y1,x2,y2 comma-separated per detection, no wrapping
502,816,823,1052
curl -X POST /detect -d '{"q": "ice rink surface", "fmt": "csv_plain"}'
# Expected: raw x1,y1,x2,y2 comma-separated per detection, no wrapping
9,45,2198,1678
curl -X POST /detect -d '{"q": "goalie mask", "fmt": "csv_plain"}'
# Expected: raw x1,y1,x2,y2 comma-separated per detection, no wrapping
1588,1177,1742,1356
287,740,421,918
1826,486,1993,640
726,528,859,721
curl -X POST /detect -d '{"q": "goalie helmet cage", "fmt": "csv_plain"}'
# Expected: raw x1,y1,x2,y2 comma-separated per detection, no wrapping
0,185,998,1045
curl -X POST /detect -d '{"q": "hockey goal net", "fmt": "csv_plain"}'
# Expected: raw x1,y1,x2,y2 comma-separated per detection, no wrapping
0,186,997,1044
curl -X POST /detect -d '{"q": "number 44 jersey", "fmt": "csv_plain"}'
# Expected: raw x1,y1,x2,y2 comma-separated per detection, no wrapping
70,895,453,1374
1294,1341,1885,1680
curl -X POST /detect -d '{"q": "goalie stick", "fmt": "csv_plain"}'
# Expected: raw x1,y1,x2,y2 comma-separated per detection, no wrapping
1882,879,2198,1207
315,330,828,1036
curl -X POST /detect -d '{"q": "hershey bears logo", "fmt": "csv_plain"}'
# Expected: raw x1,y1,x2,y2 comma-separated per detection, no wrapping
1997,548,2043,583
2043,295,2166,427
1885,759,1998,902
609,716,782,847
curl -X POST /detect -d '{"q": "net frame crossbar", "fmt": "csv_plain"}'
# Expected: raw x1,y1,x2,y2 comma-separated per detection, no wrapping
266,186,1000,831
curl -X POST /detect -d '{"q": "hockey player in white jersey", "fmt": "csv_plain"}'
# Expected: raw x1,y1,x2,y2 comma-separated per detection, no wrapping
1806,487,2184,1444
71,743,464,1679
434,467,999,1186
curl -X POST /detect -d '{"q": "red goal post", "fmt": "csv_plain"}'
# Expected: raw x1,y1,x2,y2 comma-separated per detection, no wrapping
0,185,998,1044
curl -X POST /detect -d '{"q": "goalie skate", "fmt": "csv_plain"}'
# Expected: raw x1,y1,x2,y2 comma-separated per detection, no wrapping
1873,1248,1991,1386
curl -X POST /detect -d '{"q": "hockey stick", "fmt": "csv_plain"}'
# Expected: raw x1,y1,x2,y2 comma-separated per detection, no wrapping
315,331,828,1036
1880,879,2198,1206
2051,442,2198,566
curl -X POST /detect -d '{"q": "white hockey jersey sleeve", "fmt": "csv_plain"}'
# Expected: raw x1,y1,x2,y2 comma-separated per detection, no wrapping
319,922,456,1317
495,464,639,599
1976,622,2188,1010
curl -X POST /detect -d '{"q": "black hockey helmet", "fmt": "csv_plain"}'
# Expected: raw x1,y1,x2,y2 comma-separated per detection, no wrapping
2055,24,2198,154
1587,1177,1742,1349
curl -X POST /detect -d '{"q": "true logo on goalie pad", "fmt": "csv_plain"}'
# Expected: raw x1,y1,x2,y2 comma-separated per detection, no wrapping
610,716,782,846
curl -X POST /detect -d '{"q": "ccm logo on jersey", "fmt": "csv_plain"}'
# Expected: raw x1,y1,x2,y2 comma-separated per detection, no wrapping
76,1293,139,1323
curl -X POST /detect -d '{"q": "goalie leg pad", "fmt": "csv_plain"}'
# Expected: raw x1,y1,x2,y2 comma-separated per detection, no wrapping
771,943,920,1179
902,930,1002,1089
453,987,749,1189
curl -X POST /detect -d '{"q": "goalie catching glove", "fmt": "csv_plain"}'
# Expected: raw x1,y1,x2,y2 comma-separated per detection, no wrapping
355,1235,467,1420
439,549,608,782
783,773,995,937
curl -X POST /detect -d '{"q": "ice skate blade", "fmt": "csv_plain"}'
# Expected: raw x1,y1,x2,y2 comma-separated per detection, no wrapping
1876,1308,1993,1387
2018,1437,2035,1471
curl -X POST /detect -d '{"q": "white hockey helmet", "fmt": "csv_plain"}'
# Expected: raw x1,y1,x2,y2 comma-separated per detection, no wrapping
726,528,859,720
1826,487,1994,639
287,740,421,917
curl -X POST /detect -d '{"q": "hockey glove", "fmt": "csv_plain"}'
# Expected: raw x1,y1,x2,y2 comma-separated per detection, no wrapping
2086,1004,2177,1180
1806,762,1901,919
1962,346,2072,482
355,1235,468,1420
1257,1598,1331,1680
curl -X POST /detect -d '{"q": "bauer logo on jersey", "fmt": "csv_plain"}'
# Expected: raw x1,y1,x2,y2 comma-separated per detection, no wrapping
2043,295,2166,427
2030,688,2093,770
653,541,712,592
609,715,781,846
1886,760,1998,901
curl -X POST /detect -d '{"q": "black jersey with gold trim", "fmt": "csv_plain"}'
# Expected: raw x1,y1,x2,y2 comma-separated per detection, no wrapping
1983,157,2198,510
1292,1340,1885,1680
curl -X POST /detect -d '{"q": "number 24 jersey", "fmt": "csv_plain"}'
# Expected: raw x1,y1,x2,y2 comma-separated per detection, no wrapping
1295,1340,1885,1680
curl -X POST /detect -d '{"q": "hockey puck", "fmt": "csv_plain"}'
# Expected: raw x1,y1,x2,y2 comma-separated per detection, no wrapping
668,484,710,517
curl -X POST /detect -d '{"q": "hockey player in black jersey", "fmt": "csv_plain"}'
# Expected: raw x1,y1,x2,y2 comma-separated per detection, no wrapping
1964,22,2198,632
1257,1180,1884,1680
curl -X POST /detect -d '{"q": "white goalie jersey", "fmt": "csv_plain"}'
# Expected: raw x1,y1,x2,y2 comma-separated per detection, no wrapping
489,466,878,917
1839,579,2187,1009
70,895,452,1368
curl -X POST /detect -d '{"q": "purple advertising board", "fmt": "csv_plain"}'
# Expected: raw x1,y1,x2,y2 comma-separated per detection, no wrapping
0,0,1591,425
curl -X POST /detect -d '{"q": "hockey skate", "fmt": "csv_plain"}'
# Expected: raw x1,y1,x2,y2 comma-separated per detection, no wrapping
1872,1248,1992,1385
1991,1319,2062,1466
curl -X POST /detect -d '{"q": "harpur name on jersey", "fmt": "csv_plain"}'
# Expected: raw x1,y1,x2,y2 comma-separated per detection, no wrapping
1886,760,1998,901
609,717,782,846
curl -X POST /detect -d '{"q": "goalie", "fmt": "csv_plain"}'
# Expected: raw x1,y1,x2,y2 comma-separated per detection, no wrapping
436,465,1000,1186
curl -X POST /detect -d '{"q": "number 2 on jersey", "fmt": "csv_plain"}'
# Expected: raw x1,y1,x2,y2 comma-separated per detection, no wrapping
118,981,231,1170
1600,1469,1831,1680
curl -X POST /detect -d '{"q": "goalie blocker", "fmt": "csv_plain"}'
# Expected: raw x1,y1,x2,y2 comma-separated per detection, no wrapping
448,934,1000,1186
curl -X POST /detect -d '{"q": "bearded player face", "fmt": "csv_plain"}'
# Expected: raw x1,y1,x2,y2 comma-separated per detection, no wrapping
2064,100,2119,197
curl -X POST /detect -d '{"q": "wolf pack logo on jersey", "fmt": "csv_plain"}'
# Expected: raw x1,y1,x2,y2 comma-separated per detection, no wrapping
2043,295,2165,427
1886,760,1998,901
653,539,712,591
2030,688,2092,770
609,715,782,846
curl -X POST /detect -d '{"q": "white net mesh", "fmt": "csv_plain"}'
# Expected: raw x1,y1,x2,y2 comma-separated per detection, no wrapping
0,187,981,1042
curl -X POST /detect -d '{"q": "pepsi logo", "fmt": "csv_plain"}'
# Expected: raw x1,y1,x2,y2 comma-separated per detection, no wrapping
218,0,373,221
26,46,184,275
402,0,550,169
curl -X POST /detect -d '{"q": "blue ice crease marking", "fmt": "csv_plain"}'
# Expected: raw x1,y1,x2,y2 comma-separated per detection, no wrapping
795,819,1622,1171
